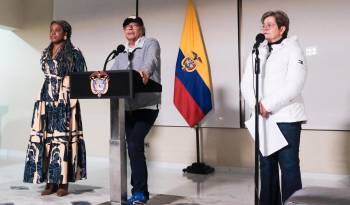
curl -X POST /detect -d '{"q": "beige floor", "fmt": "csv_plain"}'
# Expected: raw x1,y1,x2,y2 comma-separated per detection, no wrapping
0,156,349,205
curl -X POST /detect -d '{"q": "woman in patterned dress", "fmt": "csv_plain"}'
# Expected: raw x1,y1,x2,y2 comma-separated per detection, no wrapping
23,20,87,197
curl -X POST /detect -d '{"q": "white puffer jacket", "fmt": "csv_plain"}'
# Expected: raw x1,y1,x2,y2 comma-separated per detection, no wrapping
241,36,307,123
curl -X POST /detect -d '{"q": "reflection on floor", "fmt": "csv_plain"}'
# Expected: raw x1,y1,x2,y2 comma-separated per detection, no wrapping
0,157,350,205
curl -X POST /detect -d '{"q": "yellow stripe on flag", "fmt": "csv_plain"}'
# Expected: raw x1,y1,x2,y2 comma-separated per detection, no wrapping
179,0,211,90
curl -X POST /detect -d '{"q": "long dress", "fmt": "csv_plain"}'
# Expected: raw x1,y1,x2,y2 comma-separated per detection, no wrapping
23,46,87,184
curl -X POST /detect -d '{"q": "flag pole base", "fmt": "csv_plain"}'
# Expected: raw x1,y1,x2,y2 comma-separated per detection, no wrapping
183,162,215,175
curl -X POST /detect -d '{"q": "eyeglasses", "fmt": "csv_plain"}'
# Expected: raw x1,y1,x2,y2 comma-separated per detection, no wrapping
261,23,277,29
124,23,140,29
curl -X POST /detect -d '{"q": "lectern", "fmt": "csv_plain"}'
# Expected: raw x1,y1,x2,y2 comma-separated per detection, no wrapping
70,70,162,205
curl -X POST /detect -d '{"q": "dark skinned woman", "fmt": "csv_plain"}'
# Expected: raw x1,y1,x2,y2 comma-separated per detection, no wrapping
23,20,87,197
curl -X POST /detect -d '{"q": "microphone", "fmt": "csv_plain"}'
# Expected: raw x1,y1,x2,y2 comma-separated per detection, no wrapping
111,44,125,60
103,44,125,71
253,33,265,50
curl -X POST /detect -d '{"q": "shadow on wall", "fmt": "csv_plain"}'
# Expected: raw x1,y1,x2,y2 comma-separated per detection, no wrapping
0,105,9,149
13,0,53,52
201,87,254,169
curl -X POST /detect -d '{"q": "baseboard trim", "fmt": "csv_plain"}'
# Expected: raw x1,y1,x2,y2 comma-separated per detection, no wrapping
1,149,349,183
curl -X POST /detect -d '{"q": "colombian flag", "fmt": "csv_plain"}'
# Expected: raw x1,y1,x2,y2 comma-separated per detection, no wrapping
174,0,212,127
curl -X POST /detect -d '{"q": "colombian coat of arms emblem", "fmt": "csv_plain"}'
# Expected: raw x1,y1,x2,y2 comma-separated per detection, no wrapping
89,71,110,98
181,51,202,72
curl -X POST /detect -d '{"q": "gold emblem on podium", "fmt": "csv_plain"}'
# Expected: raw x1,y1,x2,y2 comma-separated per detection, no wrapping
90,71,110,97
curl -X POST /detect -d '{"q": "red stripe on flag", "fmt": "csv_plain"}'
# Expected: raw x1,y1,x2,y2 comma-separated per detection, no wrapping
174,77,205,127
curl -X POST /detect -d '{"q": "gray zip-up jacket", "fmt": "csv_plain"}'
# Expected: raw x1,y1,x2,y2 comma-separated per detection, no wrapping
110,37,161,110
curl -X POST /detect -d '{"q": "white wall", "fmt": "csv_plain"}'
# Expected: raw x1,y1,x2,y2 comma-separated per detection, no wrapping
53,0,136,157
51,0,350,175
241,0,350,130
146,127,350,175
0,0,53,153
138,0,241,128
1,0,350,176
0,29,40,151
54,0,241,128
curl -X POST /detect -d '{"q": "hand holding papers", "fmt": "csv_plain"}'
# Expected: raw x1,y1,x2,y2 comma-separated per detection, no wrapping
245,114,288,157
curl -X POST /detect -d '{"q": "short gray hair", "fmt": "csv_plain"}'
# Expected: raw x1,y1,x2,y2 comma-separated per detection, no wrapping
261,10,289,38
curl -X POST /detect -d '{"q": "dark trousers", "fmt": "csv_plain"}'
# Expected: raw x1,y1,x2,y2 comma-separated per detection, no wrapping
125,109,159,199
259,122,302,205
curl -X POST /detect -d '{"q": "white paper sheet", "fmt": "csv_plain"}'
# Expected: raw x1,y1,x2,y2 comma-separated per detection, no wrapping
245,114,288,156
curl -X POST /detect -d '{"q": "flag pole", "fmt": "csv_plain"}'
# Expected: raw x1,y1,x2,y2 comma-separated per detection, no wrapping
182,124,215,175
195,125,200,163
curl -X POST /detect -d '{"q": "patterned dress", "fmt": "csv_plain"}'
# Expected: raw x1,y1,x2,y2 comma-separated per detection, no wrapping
23,46,87,184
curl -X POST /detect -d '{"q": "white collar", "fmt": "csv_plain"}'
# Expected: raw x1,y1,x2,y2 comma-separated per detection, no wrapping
125,36,146,53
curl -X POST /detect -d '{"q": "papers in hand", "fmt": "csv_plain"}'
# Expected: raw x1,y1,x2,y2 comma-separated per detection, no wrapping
245,114,288,157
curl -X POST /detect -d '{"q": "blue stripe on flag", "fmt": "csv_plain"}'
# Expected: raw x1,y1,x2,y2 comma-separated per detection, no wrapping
175,49,212,114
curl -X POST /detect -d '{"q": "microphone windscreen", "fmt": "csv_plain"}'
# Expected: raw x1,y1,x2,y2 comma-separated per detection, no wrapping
116,44,125,53
255,33,265,43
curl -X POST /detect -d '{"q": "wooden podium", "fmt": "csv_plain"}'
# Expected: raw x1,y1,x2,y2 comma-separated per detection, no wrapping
70,70,162,205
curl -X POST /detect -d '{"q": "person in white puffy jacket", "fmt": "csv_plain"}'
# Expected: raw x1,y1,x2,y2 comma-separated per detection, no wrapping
241,10,307,205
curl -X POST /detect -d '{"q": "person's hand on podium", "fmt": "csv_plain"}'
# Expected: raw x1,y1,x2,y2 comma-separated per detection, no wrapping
139,70,150,85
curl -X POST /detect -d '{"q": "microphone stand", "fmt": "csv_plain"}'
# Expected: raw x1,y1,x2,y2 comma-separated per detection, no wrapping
253,47,261,205
103,50,116,71
127,50,135,98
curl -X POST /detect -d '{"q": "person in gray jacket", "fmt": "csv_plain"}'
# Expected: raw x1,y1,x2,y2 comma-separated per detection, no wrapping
110,16,161,205
241,10,307,205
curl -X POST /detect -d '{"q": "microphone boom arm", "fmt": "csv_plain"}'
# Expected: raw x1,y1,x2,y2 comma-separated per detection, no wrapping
103,50,116,71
